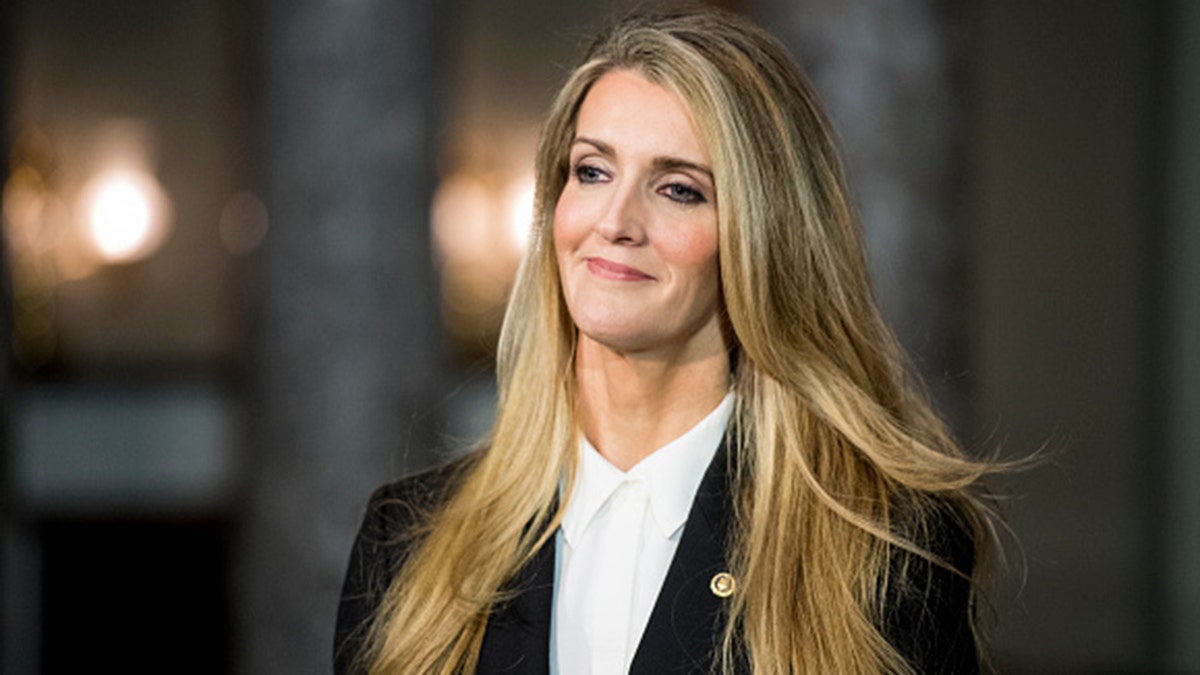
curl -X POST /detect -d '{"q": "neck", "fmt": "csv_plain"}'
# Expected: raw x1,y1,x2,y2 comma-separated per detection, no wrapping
575,334,731,472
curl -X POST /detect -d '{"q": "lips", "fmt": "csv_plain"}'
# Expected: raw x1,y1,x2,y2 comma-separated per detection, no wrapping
585,256,655,281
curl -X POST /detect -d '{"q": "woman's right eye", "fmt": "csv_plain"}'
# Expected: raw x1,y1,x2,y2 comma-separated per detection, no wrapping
573,163,606,184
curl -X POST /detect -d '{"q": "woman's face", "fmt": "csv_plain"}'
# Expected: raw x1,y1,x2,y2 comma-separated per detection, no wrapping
554,69,723,359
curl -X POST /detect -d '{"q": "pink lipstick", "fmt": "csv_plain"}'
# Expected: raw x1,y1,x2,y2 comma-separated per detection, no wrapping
586,257,654,281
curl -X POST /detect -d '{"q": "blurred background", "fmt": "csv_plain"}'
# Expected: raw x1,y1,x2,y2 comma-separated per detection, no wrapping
0,0,1195,673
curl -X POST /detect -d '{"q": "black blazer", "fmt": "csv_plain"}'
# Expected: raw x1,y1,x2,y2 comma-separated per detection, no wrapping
334,444,978,674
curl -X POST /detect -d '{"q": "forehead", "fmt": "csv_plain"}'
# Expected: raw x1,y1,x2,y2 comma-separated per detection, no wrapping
573,69,710,165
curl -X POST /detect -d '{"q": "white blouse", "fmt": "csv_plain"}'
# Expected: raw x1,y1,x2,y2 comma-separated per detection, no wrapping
552,394,734,675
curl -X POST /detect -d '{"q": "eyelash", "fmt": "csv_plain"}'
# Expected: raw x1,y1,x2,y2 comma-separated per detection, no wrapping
571,161,708,206
573,163,606,184
661,183,706,205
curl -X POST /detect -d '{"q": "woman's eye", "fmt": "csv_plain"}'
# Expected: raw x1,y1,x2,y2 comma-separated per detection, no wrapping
573,163,606,184
662,182,706,205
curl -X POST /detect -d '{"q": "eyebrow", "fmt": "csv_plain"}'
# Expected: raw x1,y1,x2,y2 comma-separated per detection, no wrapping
572,136,714,181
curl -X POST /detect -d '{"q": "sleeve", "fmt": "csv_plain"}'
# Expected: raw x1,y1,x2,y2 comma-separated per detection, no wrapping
883,510,980,675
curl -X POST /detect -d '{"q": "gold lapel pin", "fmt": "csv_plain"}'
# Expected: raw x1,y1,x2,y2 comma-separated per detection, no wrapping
710,572,736,598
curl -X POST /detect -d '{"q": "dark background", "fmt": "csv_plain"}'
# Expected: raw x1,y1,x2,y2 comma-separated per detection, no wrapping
1,1,1196,673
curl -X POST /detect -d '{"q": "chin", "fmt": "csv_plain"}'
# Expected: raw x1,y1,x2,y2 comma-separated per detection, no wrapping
572,317,663,351
578,326,651,352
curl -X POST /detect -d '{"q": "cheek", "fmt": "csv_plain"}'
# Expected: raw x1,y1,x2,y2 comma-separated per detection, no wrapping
552,190,585,256
662,225,720,282
552,194,583,306
671,230,721,314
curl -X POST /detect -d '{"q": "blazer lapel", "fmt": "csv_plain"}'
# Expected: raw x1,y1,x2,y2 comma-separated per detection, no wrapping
476,535,555,674
630,440,735,674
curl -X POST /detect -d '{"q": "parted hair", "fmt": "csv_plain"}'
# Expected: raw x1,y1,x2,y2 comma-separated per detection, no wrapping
360,5,998,673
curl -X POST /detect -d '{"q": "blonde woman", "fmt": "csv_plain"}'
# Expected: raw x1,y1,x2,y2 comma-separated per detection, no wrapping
336,6,997,674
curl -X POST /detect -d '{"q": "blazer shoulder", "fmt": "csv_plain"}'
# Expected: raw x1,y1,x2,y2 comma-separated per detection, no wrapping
366,454,478,536
334,452,480,674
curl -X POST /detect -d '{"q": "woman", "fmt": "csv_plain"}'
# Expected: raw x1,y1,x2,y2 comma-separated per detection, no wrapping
336,6,997,674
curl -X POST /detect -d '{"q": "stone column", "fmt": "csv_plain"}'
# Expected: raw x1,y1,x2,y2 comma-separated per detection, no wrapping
750,0,969,423
238,1,443,673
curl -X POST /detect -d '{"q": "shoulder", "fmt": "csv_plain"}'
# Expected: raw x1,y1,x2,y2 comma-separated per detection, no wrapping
362,455,477,543
350,452,480,573
334,453,479,674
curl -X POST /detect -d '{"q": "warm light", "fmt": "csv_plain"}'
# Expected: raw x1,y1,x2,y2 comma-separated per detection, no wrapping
92,178,149,256
431,169,533,347
81,168,170,264
431,173,493,264
506,176,535,251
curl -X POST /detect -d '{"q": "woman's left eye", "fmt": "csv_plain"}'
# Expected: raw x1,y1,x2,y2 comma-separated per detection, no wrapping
573,163,606,184
661,182,707,205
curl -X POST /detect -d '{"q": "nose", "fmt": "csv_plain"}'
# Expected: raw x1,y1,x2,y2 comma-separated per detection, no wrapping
595,182,647,245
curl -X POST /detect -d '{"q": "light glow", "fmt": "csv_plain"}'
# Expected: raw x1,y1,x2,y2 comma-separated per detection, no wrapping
81,168,170,264
506,176,535,251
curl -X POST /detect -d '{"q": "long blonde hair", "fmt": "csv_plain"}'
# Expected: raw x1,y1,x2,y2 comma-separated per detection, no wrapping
362,6,997,673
